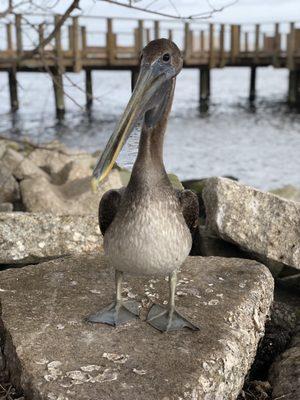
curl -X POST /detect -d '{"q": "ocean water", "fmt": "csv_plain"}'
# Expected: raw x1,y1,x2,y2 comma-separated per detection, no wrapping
0,66,299,190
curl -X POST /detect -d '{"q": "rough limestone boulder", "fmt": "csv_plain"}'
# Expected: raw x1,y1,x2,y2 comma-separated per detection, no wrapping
26,142,98,176
0,212,102,264
268,321,300,399
20,168,122,215
0,254,273,400
270,185,300,202
1,147,47,181
203,178,300,270
0,163,20,204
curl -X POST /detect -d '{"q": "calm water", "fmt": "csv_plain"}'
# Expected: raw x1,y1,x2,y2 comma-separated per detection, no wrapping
0,67,299,190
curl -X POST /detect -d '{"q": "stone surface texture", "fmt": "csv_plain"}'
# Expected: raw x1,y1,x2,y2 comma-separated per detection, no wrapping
270,184,300,202
20,168,122,215
0,213,102,264
0,163,20,204
203,177,300,270
1,147,48,181
268,320,300,399
0,254,273,400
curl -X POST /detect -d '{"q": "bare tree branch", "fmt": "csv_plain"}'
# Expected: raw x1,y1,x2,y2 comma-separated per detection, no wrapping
20,0,81,60
98,0,238,20
0,0,13,18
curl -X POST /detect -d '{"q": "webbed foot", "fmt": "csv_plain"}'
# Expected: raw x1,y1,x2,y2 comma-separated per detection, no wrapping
86,300,140,326
146,304,199,332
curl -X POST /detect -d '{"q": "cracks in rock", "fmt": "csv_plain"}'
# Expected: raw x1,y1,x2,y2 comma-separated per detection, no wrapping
0,254,71,272
0,314,24,400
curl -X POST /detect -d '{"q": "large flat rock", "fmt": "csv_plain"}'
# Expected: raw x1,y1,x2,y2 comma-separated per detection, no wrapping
0,254,273,400
0,213,102,264
203,177,300,270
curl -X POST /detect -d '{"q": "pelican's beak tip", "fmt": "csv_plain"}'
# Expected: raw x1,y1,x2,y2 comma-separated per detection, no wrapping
91,177,99,193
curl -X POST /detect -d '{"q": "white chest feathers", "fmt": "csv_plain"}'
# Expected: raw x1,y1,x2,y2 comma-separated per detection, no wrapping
104,194,192,276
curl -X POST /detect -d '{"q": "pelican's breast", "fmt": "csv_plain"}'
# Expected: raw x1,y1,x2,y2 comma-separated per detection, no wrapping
104,191,191,276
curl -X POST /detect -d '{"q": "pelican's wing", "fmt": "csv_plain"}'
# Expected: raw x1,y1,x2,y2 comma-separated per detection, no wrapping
98,188,125,235
176,189,199,234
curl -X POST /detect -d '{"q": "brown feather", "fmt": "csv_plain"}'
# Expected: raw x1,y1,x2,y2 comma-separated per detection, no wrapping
98,188,125,235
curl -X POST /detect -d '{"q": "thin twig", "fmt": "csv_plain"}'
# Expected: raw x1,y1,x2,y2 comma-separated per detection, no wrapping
99,0,238,21
19,0,81,61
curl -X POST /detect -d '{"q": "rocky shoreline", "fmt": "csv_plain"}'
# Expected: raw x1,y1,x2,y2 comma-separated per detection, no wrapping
0,138,299,400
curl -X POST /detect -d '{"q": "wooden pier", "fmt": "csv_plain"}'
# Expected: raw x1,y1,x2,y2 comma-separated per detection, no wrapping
1,14,300,115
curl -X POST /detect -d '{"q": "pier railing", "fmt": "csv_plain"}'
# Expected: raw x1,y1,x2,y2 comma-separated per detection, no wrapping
0,14,300,114
1,15,300,69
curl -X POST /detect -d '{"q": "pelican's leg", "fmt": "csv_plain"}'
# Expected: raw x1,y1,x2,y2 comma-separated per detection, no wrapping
86,270,140,326
146,271,199,332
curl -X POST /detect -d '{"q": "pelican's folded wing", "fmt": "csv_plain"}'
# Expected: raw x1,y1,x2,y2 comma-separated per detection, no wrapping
98,188,125,235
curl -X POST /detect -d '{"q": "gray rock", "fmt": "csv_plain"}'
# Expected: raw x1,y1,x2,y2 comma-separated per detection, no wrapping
20,169,122,215
0,254,273,400
27,143,97,177
0,203,13,212
268,321,300,399
277,270,300,292
0,212,102,264
203,178,300,270
0,163,20,204
1,147,47,180
270,185,300,202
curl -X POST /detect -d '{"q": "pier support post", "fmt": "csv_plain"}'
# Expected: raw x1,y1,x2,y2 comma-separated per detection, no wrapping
199,67,210,110
52,67,65,119
85,69,93,110
8,68,18,112
288,70,300,107
131,68,139,92
249,66,256,102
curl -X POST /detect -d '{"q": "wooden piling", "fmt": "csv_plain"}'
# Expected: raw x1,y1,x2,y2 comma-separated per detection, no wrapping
72,16,81,72
287,22,295,70
255,24,260,62
288,70,300,106
38,23,44,46
107,18,115,65
81,26,87,54
200,31,205,53
200,67,210,104
154,21,160,40
8,68,18,112
231,25,240,63
54,15,64,73
137,20,144,52
168,29,173,42
52,67,65,118
209,24,215,68
6,24,13,54
85,69,93,110
68,25,74,51
273,23,280,67
244,32,249,53
184,23,191,61
249,66,256,102
219,24,225,67
15,14,22,57
146,28,151,43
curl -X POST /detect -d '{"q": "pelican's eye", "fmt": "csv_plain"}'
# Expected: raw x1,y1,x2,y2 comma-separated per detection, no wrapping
162,53,170,63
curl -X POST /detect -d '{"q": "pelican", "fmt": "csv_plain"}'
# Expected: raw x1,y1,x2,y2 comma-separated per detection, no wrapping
88,39,199,332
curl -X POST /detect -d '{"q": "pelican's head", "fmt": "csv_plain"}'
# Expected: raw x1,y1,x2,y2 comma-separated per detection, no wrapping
92,39,183,190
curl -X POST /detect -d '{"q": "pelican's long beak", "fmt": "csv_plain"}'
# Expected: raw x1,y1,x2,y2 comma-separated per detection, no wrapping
91,64,165,190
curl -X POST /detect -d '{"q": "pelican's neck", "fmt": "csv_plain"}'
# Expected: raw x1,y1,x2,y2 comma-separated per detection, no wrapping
129,79,175,189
